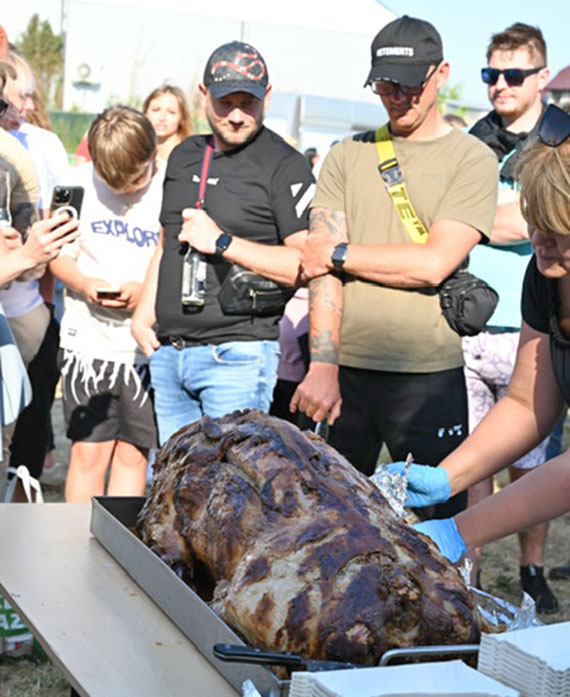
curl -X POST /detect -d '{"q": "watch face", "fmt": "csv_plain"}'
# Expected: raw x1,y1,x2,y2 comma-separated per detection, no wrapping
216,233,232,255
332,243,347,269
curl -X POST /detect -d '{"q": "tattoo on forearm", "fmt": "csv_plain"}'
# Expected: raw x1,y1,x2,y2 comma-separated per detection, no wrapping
309,208,348,242
309,275,342,364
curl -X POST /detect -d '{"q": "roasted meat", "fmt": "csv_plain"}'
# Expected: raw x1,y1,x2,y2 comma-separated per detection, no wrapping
137,410,481,664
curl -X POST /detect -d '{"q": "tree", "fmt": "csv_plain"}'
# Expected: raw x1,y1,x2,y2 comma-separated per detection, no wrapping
15,15,64,109
438,83,467,118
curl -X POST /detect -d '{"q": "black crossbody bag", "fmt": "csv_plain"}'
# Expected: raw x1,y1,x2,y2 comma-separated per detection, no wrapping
194,138,295,317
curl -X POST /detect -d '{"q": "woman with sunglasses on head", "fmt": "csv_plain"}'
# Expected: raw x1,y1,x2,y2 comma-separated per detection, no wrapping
386,104,570,565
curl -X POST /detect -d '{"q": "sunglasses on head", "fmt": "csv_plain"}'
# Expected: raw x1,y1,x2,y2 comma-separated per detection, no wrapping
481,66,543,87
0,99,8,119
371,65,438,96
538,104,570,147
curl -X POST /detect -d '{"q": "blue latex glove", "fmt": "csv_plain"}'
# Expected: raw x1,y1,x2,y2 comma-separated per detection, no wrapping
414,518,467,563
384,462,451,507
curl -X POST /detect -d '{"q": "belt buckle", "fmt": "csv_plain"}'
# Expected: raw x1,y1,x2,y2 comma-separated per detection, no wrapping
170,336,184,351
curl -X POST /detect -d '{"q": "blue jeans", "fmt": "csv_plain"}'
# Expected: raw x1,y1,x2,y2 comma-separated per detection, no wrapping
149,340,280,445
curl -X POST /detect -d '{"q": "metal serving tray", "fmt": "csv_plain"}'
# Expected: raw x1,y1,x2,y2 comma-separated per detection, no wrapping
90,496,288,697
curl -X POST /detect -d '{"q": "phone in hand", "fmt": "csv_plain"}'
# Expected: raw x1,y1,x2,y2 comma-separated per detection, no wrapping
96,288,121,300
50,186,85,220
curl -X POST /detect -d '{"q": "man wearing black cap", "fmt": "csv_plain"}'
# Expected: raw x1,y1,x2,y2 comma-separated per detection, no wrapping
291,16,498,519
132,41,314,444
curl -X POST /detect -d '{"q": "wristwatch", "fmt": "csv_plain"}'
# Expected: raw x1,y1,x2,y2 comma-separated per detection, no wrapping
215,232,233,257
331,242,348,270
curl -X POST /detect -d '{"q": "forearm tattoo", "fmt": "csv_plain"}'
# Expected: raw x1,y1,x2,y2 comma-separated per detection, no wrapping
308,208,347,365
309,207,348,243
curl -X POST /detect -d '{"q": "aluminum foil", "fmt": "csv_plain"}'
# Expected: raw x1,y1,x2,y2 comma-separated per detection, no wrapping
369,463,540,632
369,454,412,518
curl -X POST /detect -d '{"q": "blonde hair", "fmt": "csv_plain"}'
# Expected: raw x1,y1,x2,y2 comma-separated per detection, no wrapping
517,138,570,236
88,106,156,191
143,84,193,140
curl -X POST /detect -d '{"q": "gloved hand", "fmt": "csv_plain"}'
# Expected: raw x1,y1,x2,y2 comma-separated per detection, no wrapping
383,462,451,507
414,518,467,563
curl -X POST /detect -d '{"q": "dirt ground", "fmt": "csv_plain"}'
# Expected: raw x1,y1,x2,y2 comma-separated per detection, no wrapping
1,399,570,696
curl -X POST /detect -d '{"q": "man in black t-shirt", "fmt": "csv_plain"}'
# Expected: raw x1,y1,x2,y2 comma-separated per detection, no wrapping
132,41,314,444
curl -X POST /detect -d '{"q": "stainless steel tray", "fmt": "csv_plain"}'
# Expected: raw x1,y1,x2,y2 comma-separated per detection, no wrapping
90,496,288,697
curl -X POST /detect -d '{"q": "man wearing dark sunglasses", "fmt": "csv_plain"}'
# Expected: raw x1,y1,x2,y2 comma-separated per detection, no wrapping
466,23,560,614
292,16,497,520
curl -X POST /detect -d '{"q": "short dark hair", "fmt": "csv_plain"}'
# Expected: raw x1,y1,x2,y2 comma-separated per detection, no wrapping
486,23,547,66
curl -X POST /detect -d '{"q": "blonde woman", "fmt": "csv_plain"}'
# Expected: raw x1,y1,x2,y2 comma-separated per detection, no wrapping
387,105,570,566
143,85,192,161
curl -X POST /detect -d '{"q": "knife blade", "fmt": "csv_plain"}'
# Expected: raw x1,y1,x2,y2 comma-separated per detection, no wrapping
213,643,358,672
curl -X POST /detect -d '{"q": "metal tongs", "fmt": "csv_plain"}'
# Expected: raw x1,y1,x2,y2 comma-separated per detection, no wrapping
213,643,358,672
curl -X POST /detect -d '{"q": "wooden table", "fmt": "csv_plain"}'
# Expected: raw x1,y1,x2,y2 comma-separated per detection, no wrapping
0,503,238,697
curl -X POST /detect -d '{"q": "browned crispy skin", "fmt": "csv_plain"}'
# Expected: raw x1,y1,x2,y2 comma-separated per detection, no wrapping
137,410,481,664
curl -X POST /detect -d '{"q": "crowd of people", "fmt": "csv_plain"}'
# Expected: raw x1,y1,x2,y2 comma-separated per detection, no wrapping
1,14,570,615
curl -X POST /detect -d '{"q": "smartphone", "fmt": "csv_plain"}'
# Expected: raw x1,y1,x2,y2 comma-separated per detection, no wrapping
50,186,85,220
96,288,121,299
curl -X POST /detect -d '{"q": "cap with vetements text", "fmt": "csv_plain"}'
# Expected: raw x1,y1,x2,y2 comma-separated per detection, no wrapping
203,41,268,100
364,15,443,87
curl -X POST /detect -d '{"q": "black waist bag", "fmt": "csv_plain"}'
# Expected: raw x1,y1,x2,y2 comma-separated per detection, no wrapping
218,263,296,317
439,270,499,337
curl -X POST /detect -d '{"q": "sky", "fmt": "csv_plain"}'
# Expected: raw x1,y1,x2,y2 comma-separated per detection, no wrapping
4,0,570,109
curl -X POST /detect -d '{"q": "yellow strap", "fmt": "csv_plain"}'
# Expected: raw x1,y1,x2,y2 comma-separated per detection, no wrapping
375,125,429,244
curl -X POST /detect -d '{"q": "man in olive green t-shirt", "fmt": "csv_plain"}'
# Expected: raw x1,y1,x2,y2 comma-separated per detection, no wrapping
291,15,498,519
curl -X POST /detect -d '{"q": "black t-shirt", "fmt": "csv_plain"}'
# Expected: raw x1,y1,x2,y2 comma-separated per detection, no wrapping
156,126,315,344
522,255,570,404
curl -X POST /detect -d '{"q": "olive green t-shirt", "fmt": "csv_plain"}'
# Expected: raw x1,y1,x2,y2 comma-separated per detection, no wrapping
312,127,498,373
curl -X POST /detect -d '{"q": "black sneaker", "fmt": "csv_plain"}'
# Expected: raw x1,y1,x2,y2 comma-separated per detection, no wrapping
549,561,570,581
520,564,559,614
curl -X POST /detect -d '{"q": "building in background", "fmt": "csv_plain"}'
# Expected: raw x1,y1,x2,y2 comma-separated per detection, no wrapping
545,66,570,108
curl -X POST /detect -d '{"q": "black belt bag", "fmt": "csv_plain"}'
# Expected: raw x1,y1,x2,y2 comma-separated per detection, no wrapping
439,269,499,337
218,263,295,317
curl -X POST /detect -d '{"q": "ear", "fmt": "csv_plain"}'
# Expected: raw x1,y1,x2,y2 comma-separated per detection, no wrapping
0,26,8,59
537,67,551,92
263,84,272,111
435,62,450,91
198,83,208,108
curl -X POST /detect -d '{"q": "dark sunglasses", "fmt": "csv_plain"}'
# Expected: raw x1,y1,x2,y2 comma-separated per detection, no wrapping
538,104,570,147
371,65,438,96
481,66,543,86
0,99,8,119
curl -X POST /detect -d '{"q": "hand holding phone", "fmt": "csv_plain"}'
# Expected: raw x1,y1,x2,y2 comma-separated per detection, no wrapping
96,288,121,299
50,186,85,220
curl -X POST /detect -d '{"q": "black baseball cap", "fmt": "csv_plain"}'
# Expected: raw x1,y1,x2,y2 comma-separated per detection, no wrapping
203,41,268,100
364,15,443,87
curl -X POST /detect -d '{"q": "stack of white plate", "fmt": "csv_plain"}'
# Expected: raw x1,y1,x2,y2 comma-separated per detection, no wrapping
289,659,519,697
478,622,570,697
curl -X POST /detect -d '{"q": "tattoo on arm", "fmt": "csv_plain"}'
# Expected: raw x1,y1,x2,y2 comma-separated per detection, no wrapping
309,274,343,364
309,207,348,243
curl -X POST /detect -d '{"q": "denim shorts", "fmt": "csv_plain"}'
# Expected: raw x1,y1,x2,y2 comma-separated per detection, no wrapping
149,340,280,445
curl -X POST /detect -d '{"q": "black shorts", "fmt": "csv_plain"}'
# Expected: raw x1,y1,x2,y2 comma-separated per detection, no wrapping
328,365,468,518
60,351,158,449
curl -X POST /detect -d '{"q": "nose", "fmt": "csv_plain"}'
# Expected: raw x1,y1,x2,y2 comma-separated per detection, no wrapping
228,107,245,124
493,73,510,90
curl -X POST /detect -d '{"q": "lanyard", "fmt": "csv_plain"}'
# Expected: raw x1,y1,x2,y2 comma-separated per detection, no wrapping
374,124,429,245
195,137,214,210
